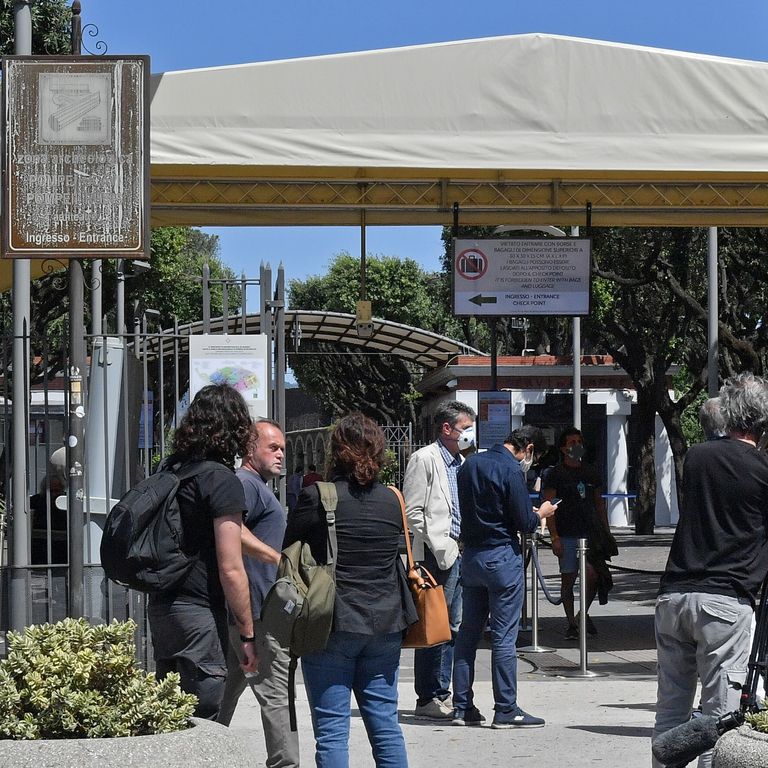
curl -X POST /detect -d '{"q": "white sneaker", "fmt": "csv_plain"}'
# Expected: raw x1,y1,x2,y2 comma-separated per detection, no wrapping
414,698,453,720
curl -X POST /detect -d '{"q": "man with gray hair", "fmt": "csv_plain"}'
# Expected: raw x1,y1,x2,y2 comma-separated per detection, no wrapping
652,372,768,768
699,397,726,440
404,400,476,720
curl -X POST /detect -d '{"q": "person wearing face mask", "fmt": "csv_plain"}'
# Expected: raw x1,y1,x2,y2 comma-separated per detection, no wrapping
403,400,476,720
542,427,609,640
451,425,558,728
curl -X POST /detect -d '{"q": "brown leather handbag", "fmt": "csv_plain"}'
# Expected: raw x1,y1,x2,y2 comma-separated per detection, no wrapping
389,486,452,649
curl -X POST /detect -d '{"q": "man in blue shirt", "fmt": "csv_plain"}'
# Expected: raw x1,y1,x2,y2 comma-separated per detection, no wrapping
217,418,299,768
452,425,557,729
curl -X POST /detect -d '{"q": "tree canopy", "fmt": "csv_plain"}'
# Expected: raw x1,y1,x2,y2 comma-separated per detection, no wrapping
288,252,450,425
0,0,72,56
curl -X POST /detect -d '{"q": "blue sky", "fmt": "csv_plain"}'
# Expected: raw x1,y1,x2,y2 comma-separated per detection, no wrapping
81,0,768,288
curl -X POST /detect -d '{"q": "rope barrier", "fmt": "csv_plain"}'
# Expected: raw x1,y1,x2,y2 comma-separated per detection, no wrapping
528,537,562,606
536,536,665,577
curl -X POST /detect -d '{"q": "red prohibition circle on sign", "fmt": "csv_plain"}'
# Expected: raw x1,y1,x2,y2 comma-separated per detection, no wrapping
456,248,488,280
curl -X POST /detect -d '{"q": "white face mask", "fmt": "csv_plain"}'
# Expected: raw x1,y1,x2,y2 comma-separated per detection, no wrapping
519,450,534,473
457,426,476,451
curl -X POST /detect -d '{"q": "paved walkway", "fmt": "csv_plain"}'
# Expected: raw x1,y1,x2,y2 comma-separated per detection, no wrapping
229,529,674,767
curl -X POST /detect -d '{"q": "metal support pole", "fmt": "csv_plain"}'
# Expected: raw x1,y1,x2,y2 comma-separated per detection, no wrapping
561,538,605,678
91,260,102,336
116,259,125,337
708,227,719,396
241,273,247,334
202,261,211,334
9,0,33,632
275,265,287,506
67,258,86,619
222,282,229,334
67,2,86,619
260,263,273,420
360,209,367,301
490,320,498,391
518,531,554,653
571,225,581,429
519,533,531,631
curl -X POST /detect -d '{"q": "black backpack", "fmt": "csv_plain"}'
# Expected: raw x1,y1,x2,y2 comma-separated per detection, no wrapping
100,459,225,593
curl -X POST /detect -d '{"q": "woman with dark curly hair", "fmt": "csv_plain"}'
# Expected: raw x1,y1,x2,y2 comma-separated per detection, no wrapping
284,412,411,767
148,384,257,720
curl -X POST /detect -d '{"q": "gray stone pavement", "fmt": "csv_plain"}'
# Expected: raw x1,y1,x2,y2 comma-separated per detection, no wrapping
229,529,675,767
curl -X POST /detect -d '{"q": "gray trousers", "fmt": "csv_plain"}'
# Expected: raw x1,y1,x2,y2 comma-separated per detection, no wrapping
217,620,300,768
652,591,752,768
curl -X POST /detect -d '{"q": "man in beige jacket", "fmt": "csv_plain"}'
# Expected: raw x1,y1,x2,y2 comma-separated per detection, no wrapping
403,400,476,720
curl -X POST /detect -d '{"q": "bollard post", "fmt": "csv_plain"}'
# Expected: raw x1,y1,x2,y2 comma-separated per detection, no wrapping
561,537,606,678
518,531,554,653
519,533,532,631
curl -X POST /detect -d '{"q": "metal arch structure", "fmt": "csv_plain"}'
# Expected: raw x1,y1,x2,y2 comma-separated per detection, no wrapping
149,171,768,229
148,310,485,369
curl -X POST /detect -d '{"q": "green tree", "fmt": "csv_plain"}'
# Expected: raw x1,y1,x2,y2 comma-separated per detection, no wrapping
288,252,450,424
0,0,72,56
587,227,768,532
108,227,240,330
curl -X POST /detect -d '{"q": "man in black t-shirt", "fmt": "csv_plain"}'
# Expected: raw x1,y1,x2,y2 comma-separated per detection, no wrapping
542,427,608,639
652,373,768,768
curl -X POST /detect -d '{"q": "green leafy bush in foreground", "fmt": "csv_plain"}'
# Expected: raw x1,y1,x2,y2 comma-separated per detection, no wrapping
0,618,196,739
746,708,768,734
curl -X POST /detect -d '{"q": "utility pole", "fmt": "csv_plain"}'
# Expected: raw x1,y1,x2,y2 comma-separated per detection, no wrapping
707,228,719,396
9,0,32,633
571,225,581,430
67,0,86,618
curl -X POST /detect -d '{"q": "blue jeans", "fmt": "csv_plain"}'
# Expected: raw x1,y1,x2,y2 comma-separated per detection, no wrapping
452,544,524,714
413,549,462,705
301,631,408,768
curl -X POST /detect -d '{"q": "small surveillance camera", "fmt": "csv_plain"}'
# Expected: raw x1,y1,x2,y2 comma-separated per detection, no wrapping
356,322,374,339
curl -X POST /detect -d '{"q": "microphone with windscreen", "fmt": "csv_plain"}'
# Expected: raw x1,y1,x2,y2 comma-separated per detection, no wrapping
651,711,742,767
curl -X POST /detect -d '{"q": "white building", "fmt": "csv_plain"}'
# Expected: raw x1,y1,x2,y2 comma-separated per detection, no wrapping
416,354,679,528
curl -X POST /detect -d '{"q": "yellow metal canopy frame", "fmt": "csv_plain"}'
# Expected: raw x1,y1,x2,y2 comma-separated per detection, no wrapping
148,167,768,229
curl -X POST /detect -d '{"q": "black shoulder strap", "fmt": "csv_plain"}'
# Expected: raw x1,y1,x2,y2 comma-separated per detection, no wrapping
172,460,230,482
288,655,298,731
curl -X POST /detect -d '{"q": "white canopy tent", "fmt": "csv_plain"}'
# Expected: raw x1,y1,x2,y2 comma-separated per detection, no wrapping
149,33,768,227
5,33,768,289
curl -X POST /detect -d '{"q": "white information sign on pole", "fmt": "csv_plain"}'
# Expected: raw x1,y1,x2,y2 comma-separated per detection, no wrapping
189,335,270,420
478,391,512,450
453,238,591,316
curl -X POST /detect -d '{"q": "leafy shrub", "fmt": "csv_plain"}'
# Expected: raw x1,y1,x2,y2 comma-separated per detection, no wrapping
746,708,768,734
378,449,399,487
0,618,196,739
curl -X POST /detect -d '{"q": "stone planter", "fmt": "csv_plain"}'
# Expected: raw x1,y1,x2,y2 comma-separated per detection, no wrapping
0,717,252,768
713,725,768,768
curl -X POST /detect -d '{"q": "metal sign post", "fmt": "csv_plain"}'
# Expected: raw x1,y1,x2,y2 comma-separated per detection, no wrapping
2,36,149,619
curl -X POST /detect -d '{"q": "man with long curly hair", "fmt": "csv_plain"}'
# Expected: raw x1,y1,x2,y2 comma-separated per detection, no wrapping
148,384,257,720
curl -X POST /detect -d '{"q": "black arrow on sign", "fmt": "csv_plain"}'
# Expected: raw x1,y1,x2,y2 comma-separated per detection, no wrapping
469,294,498,306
